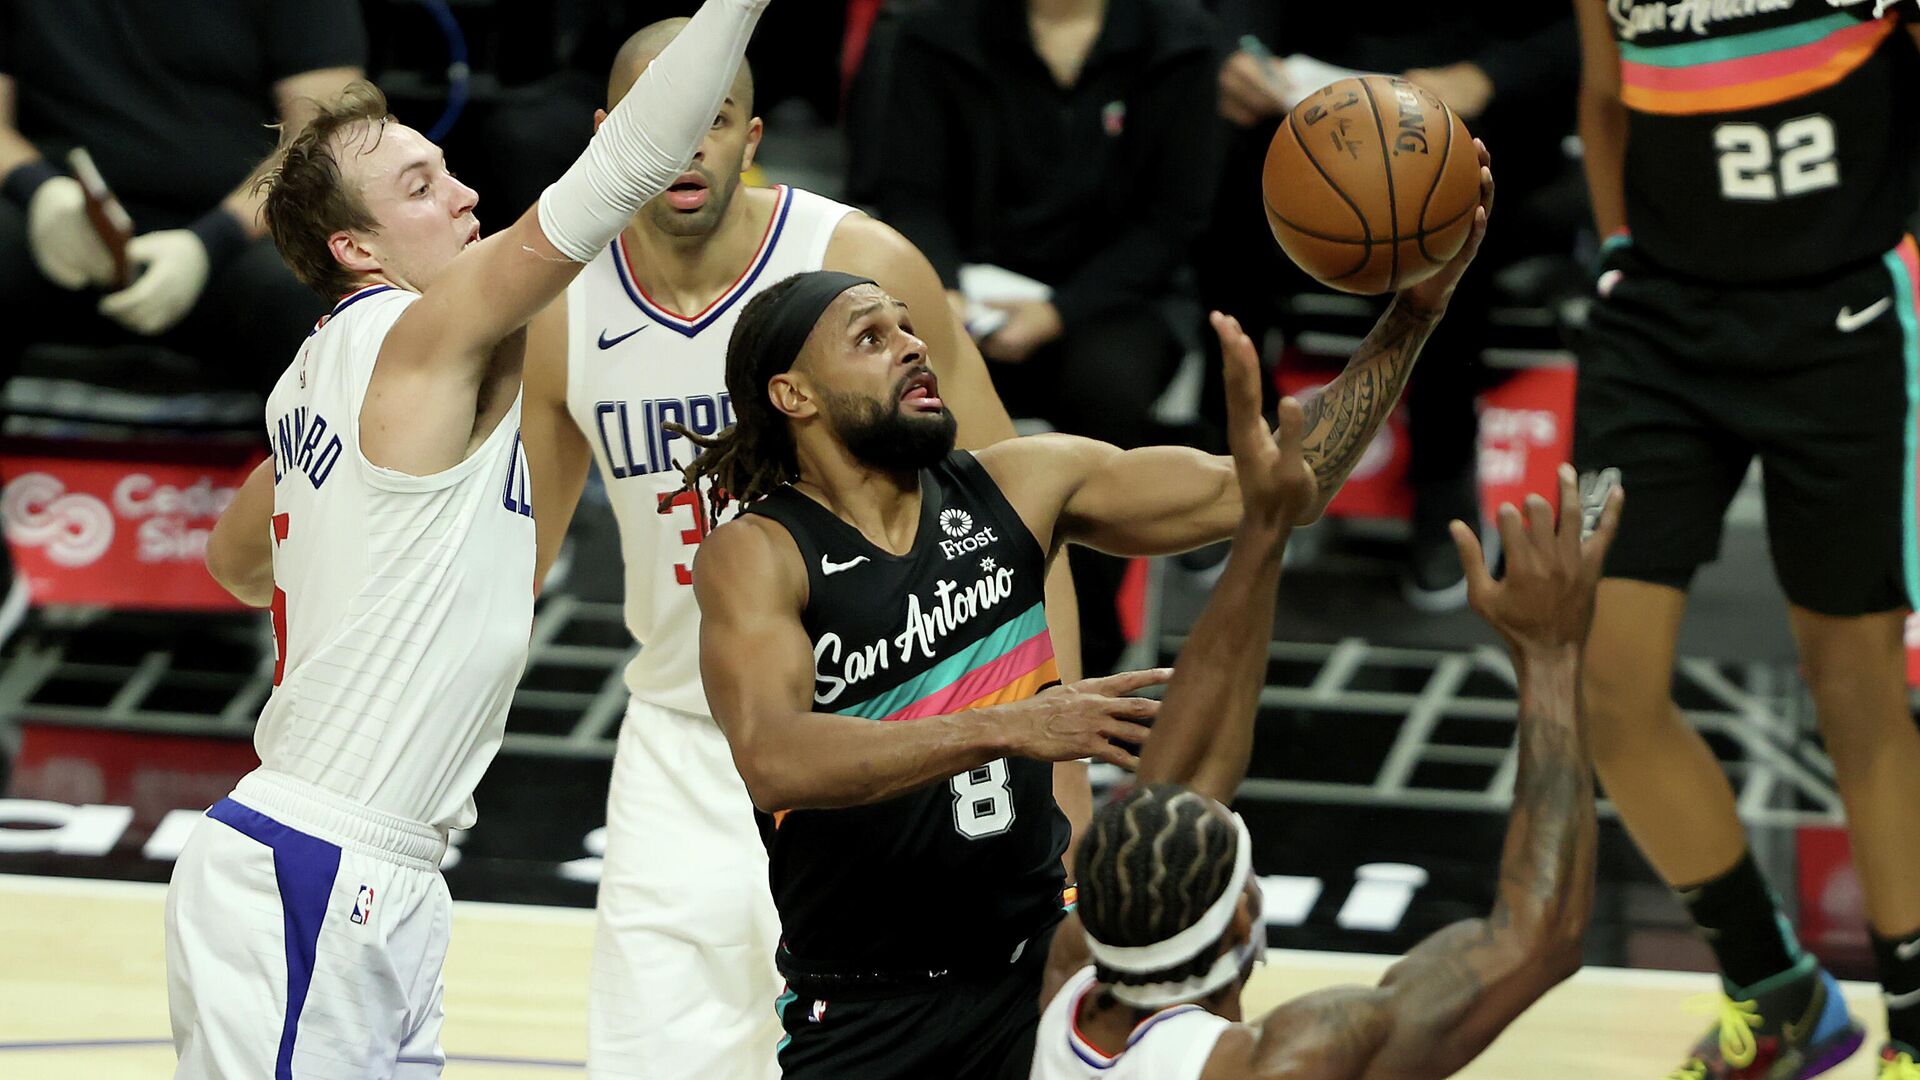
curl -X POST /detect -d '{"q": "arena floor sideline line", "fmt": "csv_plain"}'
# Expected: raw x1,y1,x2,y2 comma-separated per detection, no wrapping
0,873,1890,1078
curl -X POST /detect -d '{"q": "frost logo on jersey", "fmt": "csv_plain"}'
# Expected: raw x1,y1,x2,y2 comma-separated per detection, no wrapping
1,473,113,567
936,507,998,560
350,884,376,926
1609,0,1796,40
269,405,345,490
594,393,735,480
812,562,1020,704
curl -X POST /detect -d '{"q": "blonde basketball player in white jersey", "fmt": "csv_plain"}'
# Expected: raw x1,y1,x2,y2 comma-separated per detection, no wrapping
175,2,772,1076
518,20,1085,1078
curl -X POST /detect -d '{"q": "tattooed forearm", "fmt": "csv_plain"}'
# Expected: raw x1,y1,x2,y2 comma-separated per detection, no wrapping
1299,299,1440,499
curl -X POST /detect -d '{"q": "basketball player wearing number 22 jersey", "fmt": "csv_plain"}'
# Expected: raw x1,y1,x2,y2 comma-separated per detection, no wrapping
516,21,1087,1079
169,2,772,1076
1574,1,1920,1077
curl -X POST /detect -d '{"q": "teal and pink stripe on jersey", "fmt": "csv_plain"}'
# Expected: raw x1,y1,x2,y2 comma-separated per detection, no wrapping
830,602,1060,722
1890,236,1920,610
1619,11,1896,115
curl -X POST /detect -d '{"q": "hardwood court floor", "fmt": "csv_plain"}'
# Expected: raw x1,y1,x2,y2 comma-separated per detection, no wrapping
0,874,1890,1078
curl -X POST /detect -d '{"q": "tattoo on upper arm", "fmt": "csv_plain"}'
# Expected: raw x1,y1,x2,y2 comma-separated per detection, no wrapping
1298,304,1435,491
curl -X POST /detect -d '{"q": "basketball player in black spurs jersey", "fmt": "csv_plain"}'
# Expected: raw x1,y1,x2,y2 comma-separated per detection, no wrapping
1575,1,1920,1076
677,151,1489,1080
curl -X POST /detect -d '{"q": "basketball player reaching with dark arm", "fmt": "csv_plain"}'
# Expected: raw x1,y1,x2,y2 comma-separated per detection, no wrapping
1029,439,1623,1080
692,144,1493,814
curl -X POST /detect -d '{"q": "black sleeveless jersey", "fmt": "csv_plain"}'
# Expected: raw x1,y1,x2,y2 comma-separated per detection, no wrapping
746,451,1069,982
1610,0,1919,283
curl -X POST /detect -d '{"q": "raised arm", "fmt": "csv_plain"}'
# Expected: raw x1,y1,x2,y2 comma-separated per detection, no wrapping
1574,0,1629,239
982,148,1487,557
380,0,767,383
1214,468,1623,1080
1132,349,1317,803
1040,325,1319,1005
1291,142,1494,520
694,515,1161,812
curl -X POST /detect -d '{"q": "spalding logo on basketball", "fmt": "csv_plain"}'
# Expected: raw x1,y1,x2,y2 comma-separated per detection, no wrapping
1262,75,1480,295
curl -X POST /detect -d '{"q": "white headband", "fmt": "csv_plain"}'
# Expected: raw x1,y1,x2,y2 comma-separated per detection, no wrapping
1083,812,1258,1009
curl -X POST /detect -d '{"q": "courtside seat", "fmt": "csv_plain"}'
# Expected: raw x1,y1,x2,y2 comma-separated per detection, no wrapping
9,342,260,434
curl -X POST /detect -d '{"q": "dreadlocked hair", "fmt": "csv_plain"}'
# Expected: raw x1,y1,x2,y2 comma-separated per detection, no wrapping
1075,783,1242,991
664,277,811,523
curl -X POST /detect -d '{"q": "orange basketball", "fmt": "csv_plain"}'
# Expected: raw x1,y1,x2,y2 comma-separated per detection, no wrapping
1262,75,1480,295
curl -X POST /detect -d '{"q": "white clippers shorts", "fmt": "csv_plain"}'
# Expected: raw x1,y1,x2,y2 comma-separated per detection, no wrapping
589,698,782,1079
164,769,452,1079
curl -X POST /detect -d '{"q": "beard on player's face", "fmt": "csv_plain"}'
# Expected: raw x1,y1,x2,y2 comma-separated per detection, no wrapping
820,379,956,472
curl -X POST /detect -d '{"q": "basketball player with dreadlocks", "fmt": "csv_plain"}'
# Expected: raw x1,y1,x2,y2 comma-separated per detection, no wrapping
519,20,1084,1077
686,142,1491,1080
1030,353,1622,1080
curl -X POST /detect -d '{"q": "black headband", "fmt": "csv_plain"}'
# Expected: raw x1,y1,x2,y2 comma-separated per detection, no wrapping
751,271,877,390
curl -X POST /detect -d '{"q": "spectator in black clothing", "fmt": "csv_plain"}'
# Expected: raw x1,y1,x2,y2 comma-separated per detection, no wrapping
855,0,1223,674
0,0,366,399
1200,1,1577,610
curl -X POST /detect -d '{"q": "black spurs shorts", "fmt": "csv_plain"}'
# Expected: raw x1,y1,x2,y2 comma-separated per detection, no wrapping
1572,235,1920,617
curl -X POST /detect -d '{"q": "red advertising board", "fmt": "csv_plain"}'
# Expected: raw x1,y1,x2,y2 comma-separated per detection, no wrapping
1795,823,1871,969
9,722,258,831
0,449,262,610
1274,357,1576,523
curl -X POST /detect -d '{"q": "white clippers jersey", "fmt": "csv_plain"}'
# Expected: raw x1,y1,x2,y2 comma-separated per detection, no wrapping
1031,967,1232,1080
564,185,853,716
256,285,536,831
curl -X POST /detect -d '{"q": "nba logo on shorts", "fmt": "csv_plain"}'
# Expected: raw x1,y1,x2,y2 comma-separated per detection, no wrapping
1102,101,1126,137
350,884,376,926
809,1000,827,1024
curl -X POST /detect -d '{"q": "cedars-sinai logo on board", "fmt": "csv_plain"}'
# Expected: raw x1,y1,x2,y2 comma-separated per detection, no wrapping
939,509,973,538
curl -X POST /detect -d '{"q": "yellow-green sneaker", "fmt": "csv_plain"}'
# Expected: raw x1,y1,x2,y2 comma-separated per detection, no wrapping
1662,959,1862,1079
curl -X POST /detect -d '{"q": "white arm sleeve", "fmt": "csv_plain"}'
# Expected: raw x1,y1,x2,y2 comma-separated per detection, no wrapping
537,0,769,262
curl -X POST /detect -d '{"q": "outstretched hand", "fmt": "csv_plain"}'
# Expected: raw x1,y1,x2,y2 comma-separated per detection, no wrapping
1452,463,1622,653
1399,138,1495,317
1212,310,1318,526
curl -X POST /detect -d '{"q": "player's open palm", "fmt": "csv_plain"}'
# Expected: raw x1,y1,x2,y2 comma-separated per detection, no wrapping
1400,138,1495,317
1213,311,1317,526
1008,668,1169,770
1452,463,1623,652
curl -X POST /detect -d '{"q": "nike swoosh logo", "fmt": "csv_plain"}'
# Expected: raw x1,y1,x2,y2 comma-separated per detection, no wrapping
1898,936,1920,962
1836,297,1892,333
598,326,646,349
821,554,870,575
1888,985,1920,1009
1780,978,1824,1044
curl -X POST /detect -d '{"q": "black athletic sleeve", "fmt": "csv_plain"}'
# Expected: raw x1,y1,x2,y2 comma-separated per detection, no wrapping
265,0,368,82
